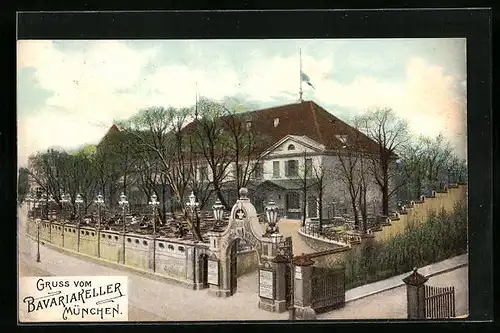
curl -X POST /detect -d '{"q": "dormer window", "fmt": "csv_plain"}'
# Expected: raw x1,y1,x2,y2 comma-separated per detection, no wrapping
274,118,280,127
246,120,252,131
287,144,295,151
336,135,348,148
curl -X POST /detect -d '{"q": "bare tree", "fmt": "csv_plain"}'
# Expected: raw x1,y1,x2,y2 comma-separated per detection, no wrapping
356,108,409,216
331,131,371,233
122,106,202,241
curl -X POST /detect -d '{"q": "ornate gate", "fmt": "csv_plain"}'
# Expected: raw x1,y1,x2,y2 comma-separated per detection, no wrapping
424,285,455,318
277,236,293,307
311,266,345,313
229,240,239,295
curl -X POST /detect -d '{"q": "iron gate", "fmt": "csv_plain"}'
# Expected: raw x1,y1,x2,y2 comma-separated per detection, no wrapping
425,285,455,318
311,266,345,313
277,236,293,307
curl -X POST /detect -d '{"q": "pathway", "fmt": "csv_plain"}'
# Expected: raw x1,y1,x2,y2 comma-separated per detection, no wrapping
278,219,316,255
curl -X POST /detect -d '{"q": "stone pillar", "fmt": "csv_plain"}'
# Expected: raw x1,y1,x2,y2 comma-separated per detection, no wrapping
292,255,316,320
403,267,428,319
257,234,283,312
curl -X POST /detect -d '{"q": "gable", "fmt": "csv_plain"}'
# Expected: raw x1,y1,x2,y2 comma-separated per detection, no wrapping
263,135,324,157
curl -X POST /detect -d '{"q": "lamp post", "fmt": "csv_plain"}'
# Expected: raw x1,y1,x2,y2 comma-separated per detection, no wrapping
35,218,41,263
48,194,56,220
25,193,33,220
119,193,129,264
148,193,160,272
212,199,224,232
61,193,70,222
75,194,84,252
95,193,105,258
47,194,56,240
148,193,160,236
95,193,105,230
39,193,47,220
266,200,295,320
185,191,199,238
265,200,279,235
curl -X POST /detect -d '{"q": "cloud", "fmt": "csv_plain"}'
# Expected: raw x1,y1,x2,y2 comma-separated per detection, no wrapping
17,40,467,166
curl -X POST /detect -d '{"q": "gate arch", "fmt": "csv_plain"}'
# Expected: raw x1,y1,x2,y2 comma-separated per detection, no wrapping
206,188,272,297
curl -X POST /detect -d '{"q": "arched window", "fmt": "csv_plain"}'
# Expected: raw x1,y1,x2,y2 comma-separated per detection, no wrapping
287,144,295,151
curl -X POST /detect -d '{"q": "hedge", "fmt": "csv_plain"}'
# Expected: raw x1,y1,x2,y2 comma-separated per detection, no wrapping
332,193,467,290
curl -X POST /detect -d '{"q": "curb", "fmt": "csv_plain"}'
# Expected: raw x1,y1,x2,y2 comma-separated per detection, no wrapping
345,261,468,303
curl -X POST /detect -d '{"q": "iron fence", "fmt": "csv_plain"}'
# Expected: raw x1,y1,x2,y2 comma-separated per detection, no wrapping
425,285,456,319
311,266,346,313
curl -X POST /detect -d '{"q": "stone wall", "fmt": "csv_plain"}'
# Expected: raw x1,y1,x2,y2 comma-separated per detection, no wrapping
26,220,200,287
298,184,467,266
373,185,467,243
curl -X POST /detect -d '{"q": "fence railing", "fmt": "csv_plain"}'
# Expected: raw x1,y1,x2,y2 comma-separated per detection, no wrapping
425,285,456,319
300,225,360,247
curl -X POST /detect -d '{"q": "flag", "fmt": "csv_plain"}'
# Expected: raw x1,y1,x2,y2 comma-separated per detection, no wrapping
301,71,314,89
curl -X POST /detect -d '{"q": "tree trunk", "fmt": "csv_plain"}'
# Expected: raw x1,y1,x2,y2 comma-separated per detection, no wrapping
351,197,359,230
382,186,389,216
318,189,323,233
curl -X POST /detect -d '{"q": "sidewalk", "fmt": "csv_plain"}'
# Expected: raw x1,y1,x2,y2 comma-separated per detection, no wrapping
345,254,468,303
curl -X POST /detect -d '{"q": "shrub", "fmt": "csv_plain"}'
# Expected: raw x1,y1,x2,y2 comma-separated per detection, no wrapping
337,194,467,290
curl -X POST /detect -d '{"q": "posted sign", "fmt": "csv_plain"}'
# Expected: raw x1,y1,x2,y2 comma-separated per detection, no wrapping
19,276,128,322
259,269,274,299
207,260,219,285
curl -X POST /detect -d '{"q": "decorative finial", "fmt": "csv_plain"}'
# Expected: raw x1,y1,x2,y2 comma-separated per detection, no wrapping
239,187,248,199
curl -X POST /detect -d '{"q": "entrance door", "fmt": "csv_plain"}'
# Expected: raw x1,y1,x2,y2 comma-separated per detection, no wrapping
229,240,238,295
307,196,318,218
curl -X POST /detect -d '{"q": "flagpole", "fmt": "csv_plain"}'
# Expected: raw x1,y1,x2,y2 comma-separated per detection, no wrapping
195,81,199,120
299,48,303,103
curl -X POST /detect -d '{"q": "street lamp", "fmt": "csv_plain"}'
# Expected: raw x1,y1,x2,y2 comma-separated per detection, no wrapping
48,194,56,220
95,193,105,230
39,193,47,220
119,193,129,233
35,218,41,263
61,193,71,222
212,199,224,231
148,193,160,236
75,194,84,252
118,193,129,264
184,191,199,238
25,193,34,219
265,200,279,234
95,193,105,258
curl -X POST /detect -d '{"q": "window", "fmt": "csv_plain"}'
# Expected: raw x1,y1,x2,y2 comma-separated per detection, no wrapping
273,161,280,178
199,166,208,181
287,144,295,151
253,163,264,179
336,135,348,147
305,158,313,177
285,160,298,177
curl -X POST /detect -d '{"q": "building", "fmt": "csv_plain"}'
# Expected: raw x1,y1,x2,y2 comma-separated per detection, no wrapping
180,100,396,220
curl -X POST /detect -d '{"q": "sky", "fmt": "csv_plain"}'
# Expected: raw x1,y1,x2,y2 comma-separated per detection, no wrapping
17,38,467,167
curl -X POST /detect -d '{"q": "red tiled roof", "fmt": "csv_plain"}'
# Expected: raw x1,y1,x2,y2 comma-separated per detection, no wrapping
97,124,120,147
183,100,383,155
